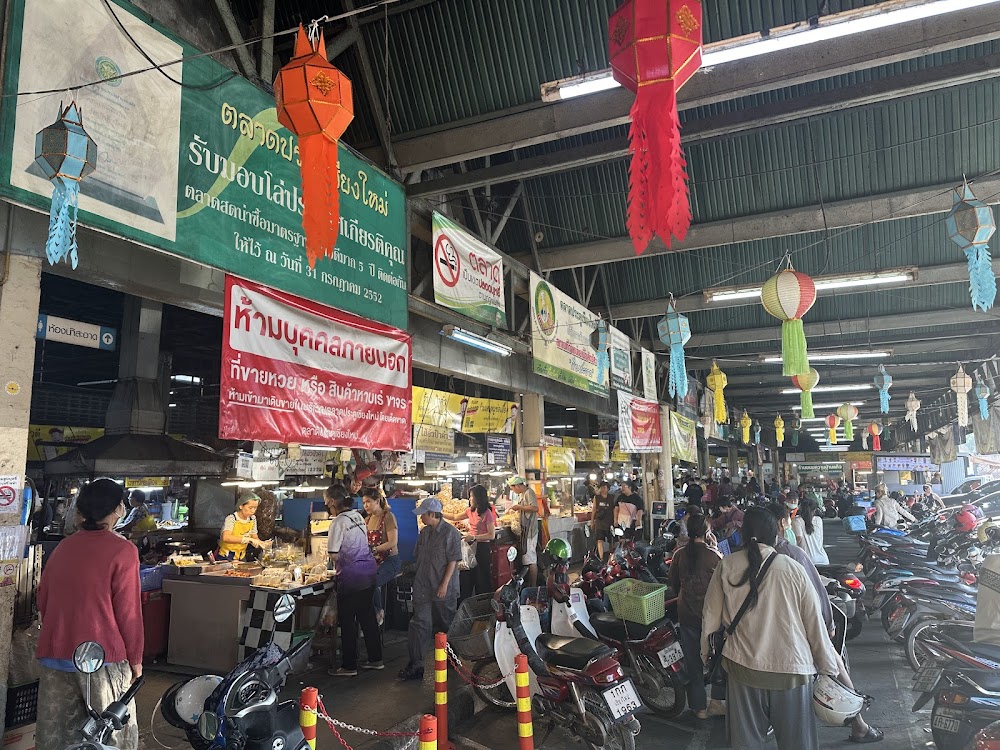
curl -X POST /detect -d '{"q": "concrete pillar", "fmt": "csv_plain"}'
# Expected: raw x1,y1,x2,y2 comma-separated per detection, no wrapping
659,406,674,519
0,253,42,734
517,393,544,477
727,445,739,478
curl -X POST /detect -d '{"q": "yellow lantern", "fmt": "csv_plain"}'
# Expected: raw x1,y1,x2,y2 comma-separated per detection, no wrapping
740,410,752,444
706,360,728,424
774,414,785,447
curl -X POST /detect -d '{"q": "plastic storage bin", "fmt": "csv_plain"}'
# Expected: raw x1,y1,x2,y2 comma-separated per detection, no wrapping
605,579,668,625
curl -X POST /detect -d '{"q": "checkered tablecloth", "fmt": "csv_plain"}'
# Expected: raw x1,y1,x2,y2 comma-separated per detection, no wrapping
238,579,336,659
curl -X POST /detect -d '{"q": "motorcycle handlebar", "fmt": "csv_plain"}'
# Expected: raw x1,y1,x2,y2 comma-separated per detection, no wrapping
120,676,145,706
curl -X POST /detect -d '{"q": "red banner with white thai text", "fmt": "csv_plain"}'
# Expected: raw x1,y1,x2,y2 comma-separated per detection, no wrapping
617,391,662,453
220,276,412,450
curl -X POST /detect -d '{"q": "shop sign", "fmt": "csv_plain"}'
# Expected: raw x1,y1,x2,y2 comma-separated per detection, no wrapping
843,451,872,461
219,276,411,450
669,411,697,464
236,451,254,479
124,477,169,488
0,475,22,516
285,451,328,476
545,447,576,477
611,441,633,463
413,424,455,458
641,348,657,401
529,272,609,397
877,455,938,472
411,386,518,433
36,314,116,351
609,325,632,392
849,460,872,470
431,212,506,327
486,434,513,466
785,452,806,462
618,392,662,453
27,425,104,462
0,0,408,328
563,437,610,463
797,462,845,473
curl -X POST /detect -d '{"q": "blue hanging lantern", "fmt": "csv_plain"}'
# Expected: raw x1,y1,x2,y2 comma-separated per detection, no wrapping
590,319,609,354
33,102,97,270
657,298,690,399
873,364,892,414
946,181,997,311
753,420,762,445
975,377,990,421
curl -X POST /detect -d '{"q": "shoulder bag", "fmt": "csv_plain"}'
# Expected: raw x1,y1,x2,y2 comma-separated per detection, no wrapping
705,551,777,685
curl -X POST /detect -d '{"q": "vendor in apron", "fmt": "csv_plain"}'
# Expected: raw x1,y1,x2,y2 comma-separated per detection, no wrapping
218,492,265,561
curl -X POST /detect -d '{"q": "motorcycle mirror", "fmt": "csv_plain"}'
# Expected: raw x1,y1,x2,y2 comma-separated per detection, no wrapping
507,547,517,563
73,641,106,674
197,710,220,741
273,593,296,623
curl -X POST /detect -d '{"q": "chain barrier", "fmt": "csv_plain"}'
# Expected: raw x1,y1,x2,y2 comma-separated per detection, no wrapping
310,697,420,750
444,641,512,689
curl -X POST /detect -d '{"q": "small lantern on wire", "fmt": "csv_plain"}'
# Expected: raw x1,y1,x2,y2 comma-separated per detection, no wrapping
951,365,974,427
868,422,883,451
739,410,752,444
774,414,785,447
791,367,821,419
274,24,354,269
591,319,610,354
34,101,98,269
837,403,859,442
706,361,728,424
790,416,802,447
946,180,997,311
975,378,991,422
874,365,892,414
825,414,841,445
657,298,690,399
905,391,921,432
753,420,762,445
761,264,817,376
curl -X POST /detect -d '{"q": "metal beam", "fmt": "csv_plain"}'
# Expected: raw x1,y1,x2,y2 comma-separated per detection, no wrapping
379,4,1000,172
259,0,275,82
536,176,1000,273
688,308,1000,349
211,0,258,80
723,363,962,388
609,260,998,321
408,52,1000,198
327,28,360,61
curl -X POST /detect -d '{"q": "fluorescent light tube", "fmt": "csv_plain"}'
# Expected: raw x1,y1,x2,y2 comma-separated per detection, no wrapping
442,326,513,357
793,401,865,410
781,384,872,394
762,350,892,363
300,445,336,452
706,268,916,303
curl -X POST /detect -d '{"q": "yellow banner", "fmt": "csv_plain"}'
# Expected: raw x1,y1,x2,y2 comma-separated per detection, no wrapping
125,477,169,488
545,447,576,476
562,437,610,463
611,441,633,463
412,386,517,434
412,424,455,456
27,424,104,462
670,411,698,464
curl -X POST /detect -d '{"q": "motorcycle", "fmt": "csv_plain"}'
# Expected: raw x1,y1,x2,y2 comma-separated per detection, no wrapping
493,548,642,750
916,670,1000,750
161,593,314,750
817,565,866,640
65,641,144,750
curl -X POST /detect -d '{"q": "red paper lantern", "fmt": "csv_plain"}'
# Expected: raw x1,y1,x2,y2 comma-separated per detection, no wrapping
274,26,354,269
868,422,882,452
825,413,841,445
609,0,702,255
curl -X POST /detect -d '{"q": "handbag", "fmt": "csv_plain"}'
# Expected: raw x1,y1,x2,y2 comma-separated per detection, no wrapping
705,552,777,684
460,539,478,570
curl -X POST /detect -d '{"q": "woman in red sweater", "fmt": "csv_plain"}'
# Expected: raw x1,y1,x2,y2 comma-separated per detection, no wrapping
36,478,143,750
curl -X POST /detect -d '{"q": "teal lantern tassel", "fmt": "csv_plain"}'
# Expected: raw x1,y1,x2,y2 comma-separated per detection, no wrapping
946,182,997,311
975,378,990,421
874,364,892,414
657,298,691,400
753,421,761,444
33,102,97,270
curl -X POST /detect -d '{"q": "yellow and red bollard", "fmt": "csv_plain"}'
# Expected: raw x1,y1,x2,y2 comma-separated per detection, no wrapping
515,654,534,750
434,632,453,749
299,687,318,750
419,713,437,750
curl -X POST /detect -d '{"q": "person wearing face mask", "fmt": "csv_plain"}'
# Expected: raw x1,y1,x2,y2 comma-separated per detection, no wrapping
36,478,143,750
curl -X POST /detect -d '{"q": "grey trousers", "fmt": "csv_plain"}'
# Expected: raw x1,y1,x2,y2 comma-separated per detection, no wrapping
726,676,818,750
37,662,138,750
407,595,458,667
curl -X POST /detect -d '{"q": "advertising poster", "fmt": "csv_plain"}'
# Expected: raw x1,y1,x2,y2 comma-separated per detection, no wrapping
219,276,411,449
618,391,663,453
562,437,610,463
412,424,455,458
545,447,576,477
411,387,518,433
27,425,104,462
486,434,513,466
609,325,632,392
670,411,698,464
641,348,657,401
0,0,407,328
432,212,506,327
529,272,609,397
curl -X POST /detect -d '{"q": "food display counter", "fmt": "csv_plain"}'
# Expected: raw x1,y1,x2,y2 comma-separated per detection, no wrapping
238,578,336,660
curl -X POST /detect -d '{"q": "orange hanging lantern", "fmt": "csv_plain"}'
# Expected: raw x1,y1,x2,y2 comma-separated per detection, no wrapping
868,422,883,451
609,0,703,254
825,414,841,445
274,25,354,269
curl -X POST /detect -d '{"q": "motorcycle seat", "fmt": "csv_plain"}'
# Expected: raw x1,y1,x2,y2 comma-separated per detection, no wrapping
903,581,978,596
534,633,615,671
961,641,1000,664
589,612,671,642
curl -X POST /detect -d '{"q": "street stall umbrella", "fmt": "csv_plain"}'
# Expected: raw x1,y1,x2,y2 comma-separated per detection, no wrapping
825,414,841,445
761,266,817,376
33,101,97,270
657,299,690,399
951,365,974,427
706,360,728,424
837,403,859,442
774,414,785,447
976,378,991,421
274,25,354,269
608,0,703,254
791,367,820,419
739,410,752,444
946,181,997,311
905,391,921,432
867,422,882,452
874,364,892,414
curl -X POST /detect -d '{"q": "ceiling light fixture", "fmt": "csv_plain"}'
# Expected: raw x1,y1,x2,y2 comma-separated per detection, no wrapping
761,349,892,363
545,424,575,430
706,268,917,304
781,384,872,394
441,325,513,357
300,445,337,452
793,401,864,410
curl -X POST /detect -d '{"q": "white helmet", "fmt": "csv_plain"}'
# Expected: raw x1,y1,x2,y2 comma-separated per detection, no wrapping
174,675,223,725
813,675,869,726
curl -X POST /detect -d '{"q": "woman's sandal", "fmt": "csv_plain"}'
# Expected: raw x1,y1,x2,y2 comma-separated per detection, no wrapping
849,726,884,743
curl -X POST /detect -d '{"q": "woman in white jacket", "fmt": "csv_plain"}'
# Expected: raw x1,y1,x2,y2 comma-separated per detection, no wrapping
701,506,840,750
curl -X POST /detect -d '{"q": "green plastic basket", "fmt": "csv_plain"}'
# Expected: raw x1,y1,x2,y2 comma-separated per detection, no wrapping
604,579,668,625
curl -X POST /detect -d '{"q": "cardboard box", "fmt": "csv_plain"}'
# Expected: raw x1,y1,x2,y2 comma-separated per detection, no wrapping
3,723,36,750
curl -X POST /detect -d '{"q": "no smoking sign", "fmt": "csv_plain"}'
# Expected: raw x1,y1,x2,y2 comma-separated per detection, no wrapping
0,475,22,514
434,234,461,288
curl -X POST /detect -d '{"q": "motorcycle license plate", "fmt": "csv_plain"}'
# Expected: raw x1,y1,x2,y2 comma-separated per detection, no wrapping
657,642,684,669
911,667,942,693
603,679,642,721
931,714,961,734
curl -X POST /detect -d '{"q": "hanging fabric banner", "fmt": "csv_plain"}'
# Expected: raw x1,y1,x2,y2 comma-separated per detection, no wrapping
411,387,518,433
220,276,412,449
617,391,662,453
431,212,507,327
669,411,697,464
609,325,633,392
641,348,657,400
